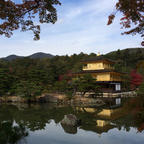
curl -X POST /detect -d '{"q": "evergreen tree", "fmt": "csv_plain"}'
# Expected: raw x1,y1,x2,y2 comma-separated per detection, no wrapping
15,81,42,102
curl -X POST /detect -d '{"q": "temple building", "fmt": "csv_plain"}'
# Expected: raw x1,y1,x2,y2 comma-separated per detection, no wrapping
74,56,124,92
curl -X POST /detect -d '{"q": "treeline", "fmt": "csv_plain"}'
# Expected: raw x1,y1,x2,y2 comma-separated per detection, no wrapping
0,48,144,100
0,53,98,100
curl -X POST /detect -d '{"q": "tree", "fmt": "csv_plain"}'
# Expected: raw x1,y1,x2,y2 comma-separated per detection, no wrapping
137,82,144,96
116,49,122,60
15,80,42,102
0,68,14,96
123,49,130,63
136,60,144,75
130,69,143,89
0,0,61,40
121,74,131,91
54,80,69,92
0,121,28,144
108,0,144,45
72,74,101,97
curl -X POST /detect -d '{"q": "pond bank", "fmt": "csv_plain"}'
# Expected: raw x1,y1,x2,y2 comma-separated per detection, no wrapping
0,91,137,107
75,91,137,98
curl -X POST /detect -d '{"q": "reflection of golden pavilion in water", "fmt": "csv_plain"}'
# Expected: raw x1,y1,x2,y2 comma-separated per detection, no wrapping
97,107,124,120
76,106,124,134
97,120,110,127
76,106,123,119
95,120,115,134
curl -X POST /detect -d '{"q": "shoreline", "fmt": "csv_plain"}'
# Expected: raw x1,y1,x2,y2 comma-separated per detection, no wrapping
0,91,137,107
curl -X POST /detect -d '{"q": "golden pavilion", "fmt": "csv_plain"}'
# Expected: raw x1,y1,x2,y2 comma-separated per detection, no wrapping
74,56,124,92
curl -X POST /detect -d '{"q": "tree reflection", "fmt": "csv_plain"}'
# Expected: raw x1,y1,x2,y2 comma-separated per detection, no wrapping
0,121,28,144
0,100,144,137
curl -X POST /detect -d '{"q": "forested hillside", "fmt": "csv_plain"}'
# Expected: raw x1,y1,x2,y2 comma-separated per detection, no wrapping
104,48,144,73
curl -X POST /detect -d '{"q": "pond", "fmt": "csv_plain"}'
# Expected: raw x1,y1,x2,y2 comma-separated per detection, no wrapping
0,98,144,144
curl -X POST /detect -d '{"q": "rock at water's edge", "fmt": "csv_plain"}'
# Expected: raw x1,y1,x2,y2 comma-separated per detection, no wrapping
61,114,79,126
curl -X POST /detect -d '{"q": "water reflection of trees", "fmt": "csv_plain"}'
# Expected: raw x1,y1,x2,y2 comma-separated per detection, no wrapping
0,101,144,136
0,104,75,132
0,121,28,144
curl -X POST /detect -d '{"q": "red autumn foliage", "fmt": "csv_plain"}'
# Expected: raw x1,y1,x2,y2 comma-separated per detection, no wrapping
59,71,73,81
130,69,143,89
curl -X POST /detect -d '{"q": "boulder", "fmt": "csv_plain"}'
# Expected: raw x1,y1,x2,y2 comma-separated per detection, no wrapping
61,114,80,126
61,123,77,134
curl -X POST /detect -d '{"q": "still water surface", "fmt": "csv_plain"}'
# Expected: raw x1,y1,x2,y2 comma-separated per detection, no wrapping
0,100,144,144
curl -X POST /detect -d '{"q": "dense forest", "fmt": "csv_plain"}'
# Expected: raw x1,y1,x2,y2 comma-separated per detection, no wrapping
0,48,144,100
105,48,144,72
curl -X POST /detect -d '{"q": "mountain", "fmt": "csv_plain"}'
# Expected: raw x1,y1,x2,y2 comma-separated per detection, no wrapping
29,52,54,59
2,52,54,61
2,47,144,62
3,55,24,61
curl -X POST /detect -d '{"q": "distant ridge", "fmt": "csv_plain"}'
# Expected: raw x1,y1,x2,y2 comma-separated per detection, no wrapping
1,47,144,61
2,52,54,61
3,55,24,61
29,52,54,59
106,47,144,55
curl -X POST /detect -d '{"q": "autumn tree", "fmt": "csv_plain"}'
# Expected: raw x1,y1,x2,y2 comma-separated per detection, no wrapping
0,0,61,40
130,69,143,89
1,0,143,43
108,0,144,46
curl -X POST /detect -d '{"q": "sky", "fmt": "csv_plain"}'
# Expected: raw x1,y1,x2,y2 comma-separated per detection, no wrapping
0,0,143,58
